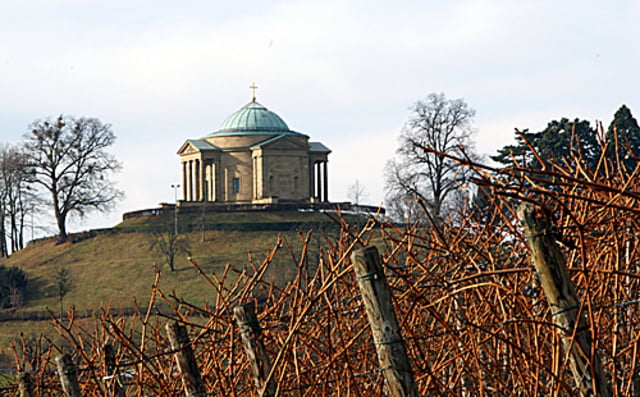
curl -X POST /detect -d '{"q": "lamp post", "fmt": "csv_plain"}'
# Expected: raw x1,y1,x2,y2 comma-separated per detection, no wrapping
171,184,180,235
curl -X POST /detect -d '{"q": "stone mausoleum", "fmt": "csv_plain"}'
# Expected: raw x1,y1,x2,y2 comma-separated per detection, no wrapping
177,91,331,205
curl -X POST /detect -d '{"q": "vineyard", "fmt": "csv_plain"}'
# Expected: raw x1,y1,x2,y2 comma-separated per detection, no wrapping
3,133,640,396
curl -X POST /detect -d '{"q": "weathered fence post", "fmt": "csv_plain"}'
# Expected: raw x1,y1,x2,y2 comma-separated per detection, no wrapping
103,343,125,397
55,354,82,397
17,372,34,397
518,203,611,397
233,301,275,396
351,246,419,397
165,321,206,397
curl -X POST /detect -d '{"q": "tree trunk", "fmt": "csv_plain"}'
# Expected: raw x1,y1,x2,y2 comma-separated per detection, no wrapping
17,193,25,249
56,210,68,243
0,211,7,257
11,213,18,252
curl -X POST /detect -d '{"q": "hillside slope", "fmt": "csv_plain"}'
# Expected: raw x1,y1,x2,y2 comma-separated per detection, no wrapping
0,210,352,313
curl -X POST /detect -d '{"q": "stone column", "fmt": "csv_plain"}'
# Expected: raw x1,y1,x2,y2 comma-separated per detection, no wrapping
212,162,217,202
316,161,322,200
323,160,328,202
252,157,257,200
182,162,187,201
188,160,194,201
194,159,201,201
207,162,211,202
199,159,205,201
203,162,209,201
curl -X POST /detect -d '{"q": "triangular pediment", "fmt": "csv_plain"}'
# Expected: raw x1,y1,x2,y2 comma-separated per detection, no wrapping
252,135,309,151
177,141,198,155
177,139,220,156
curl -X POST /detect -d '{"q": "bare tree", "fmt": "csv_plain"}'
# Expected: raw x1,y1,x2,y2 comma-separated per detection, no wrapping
0,145,38,254
385,93,478,221
347,179,368,206
23,116,123,242
149,229,191,272
383,190,423,223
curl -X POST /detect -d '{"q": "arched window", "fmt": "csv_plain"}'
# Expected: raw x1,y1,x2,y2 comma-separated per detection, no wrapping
293,176,299,193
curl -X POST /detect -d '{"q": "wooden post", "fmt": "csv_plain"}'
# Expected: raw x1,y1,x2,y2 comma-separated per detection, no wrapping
55,354,82,397
17,372,34,397
233,301,275,396
518,203,611,397
166,321,206,397
351,246,419,397
103,343,125,397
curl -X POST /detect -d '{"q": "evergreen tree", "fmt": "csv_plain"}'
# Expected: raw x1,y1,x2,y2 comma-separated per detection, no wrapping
607,105,640,171
54,266,73,318
492,129,538,168
0,265,27,308
492,118,599,170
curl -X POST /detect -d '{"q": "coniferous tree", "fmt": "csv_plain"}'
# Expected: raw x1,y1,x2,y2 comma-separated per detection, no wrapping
0,265,27,308
492,118,599,170
54,266,73,317
493,107,640,174
607,105,640,171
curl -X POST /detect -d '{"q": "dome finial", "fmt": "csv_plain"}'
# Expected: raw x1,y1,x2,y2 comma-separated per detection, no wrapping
249,82,258,102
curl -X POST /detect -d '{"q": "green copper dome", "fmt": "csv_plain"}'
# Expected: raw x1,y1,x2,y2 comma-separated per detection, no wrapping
207,100,305,137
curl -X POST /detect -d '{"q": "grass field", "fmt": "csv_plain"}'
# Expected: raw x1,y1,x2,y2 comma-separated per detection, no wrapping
0,209,359,352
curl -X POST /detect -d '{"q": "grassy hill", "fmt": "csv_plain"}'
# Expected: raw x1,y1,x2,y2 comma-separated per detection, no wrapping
0,209,364,350
2,210,354,311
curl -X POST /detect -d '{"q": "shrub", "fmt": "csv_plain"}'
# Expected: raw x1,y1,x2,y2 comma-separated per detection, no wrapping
0,265,27,308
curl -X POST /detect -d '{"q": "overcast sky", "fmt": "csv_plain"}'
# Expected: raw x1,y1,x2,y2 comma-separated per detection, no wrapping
1,0,638,235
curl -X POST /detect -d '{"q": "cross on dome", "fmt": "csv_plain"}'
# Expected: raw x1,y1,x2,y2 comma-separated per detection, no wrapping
250,82,258,101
